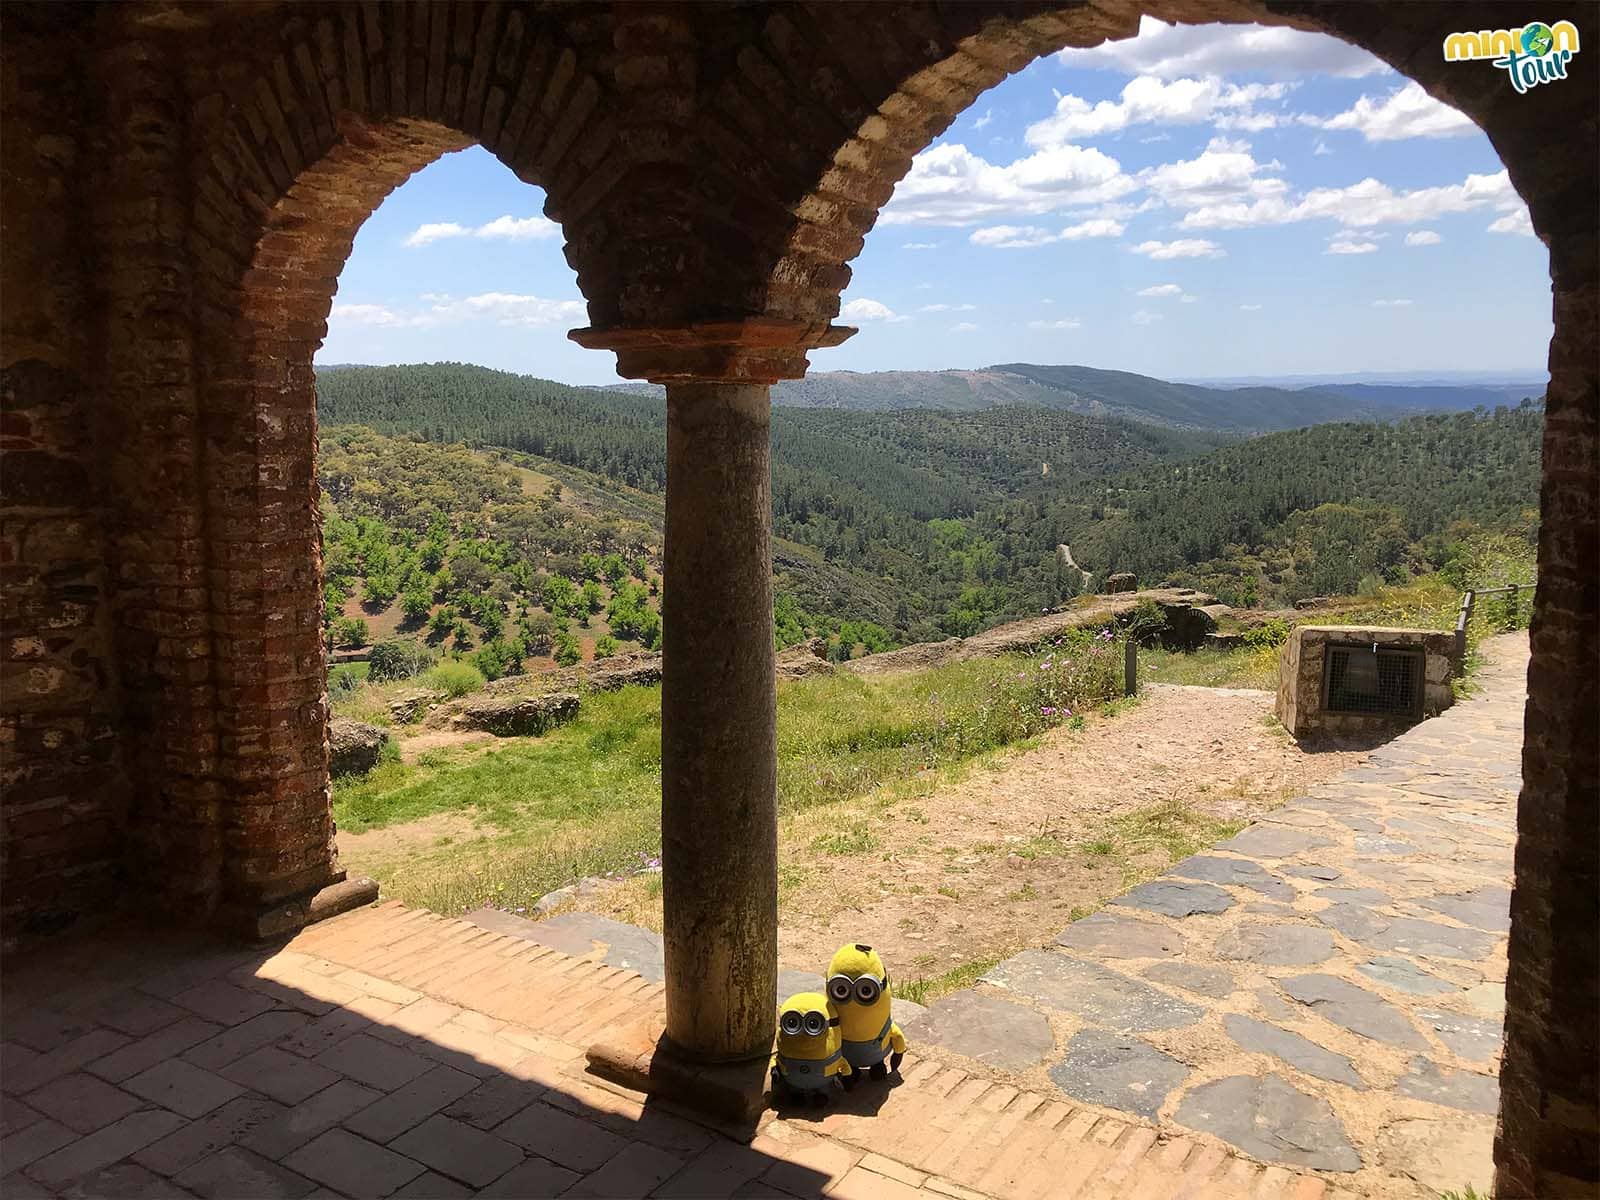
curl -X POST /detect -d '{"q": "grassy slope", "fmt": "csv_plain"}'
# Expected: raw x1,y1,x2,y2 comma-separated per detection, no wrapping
335,641,1128,914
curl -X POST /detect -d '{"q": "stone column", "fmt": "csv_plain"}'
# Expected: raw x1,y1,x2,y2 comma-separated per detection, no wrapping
572,320,852,1112
660,381,777,1063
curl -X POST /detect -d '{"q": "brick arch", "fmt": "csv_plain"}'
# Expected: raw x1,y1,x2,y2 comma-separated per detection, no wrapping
141,2,618,936
749,7,1596,1195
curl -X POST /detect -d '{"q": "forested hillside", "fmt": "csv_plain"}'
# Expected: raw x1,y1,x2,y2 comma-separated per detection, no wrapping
316,365,1542,647
618,362,1535,430
1021,403,1544,605
319,428,665,678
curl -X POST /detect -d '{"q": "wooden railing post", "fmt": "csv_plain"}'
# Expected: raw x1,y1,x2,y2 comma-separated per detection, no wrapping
1124,638,1138,697
1454,590,1474,675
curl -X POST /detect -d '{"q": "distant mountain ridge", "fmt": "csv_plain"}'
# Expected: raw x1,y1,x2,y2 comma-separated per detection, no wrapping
607,361,1541,433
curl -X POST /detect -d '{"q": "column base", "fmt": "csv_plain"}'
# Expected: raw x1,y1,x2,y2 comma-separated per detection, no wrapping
586,1011,771,1129
236,875,380,941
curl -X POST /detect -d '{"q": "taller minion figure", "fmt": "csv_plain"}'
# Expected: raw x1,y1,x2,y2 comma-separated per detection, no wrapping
826,943,907,1079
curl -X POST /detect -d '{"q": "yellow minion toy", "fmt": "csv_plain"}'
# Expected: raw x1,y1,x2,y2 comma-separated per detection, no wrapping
771,992,855,1106
826,943,907,1079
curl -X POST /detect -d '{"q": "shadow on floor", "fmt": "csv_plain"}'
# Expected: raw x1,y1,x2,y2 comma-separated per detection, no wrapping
1,922,834,1199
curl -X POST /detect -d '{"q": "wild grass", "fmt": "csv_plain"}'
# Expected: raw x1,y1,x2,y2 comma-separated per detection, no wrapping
336,633,1133,915
1141,562,1534,698
897,956,1003,1007
1139,645,1279,690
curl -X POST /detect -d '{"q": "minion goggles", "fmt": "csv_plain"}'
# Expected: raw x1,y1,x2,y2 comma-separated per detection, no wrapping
780,1009,841,1037
826,973,886,1006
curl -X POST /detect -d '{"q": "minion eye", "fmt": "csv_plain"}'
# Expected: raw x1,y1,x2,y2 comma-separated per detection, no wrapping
803,1012,826,1037
827,975,854,1003
854,976,880,1005
780,1012,802,1036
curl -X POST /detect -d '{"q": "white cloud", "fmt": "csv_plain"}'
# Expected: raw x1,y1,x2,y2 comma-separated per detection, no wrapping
918,303,977,313
951,322,980,333
405,214,561,247
1056,16,1388,79
1179,167,1525,230
969,217,1126,248
445,292,586,326
1137,284,1198,301
1373,298,1414,307
1061,218,1128,240
881,141,1134,225
1139,137,1288,210
1405,230,1442,246
1131,310,1162,325
974,108,994,130
1240,303,1263,311
840,298,905,322
473,214,562,240
330,303,408,326
970,224,1057,248
330,292,585,330
1025,77,1288,146
1488,209,1535,237
902,242,940,250
1314,140,1333,156
1130,238,1224,259
1305,81,1474,142
403,222,469,247
1028,318,1081,330
1327,238,1380,254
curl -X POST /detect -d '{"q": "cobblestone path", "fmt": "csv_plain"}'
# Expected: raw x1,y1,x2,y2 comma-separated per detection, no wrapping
907,635,1526,1198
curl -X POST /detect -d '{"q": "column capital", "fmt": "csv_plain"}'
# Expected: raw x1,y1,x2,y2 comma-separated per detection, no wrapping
569,318,855,384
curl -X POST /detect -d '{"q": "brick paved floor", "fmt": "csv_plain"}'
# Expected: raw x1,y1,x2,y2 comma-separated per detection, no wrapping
2,900,1344,1197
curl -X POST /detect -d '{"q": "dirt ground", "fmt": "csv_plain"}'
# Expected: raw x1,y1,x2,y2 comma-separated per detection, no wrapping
575,683,1371,986
337,809,486,865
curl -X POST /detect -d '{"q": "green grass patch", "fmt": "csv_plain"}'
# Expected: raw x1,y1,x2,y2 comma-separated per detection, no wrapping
810,823,882,857
337,642,1130,915
1139,645,1279,690
897,956,1003,1007
1106,799,1247,885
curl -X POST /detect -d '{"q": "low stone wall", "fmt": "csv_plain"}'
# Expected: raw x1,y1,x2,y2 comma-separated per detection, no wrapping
846,588,1216,677
1276,626,1455,740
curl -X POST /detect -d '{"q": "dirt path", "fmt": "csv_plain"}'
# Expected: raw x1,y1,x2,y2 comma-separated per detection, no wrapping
394,728,497,762
576,683,1369,984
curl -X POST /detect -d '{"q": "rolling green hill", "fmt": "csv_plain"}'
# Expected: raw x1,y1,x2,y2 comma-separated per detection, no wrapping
316,363,1542,640
617,362,1537,431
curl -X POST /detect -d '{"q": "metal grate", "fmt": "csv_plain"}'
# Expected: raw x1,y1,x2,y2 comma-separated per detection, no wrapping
1323,643,1424,718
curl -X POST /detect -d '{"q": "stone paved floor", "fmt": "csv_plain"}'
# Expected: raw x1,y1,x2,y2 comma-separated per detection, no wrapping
907,634,1527,1199
2,906,1341,1198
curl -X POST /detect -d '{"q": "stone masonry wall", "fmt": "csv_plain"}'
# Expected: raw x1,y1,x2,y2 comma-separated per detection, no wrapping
0,7,128,946
1275,626,1456,740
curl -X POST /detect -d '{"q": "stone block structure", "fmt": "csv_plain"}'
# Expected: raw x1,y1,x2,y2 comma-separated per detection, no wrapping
2,2,1595,1193
1276,626,1456,739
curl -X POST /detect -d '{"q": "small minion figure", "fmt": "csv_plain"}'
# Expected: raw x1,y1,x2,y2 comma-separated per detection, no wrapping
826,943,907,1079
771,992,854,1106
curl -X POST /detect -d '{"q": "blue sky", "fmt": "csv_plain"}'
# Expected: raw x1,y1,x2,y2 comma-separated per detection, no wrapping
320,18,1552,386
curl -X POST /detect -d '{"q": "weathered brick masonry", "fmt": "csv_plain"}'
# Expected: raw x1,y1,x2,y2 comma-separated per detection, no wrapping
1,2,1594,1192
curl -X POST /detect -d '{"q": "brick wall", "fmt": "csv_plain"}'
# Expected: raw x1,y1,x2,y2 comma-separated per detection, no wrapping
1,7,127,945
